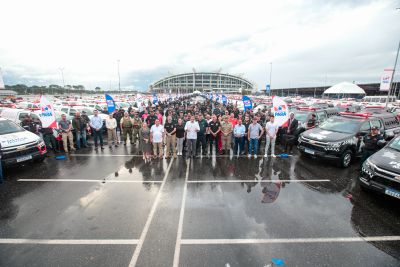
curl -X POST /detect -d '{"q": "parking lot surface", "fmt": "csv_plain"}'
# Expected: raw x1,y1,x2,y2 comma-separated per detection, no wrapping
1,146,399,267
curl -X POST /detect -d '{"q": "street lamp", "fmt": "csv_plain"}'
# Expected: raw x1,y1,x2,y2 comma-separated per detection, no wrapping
59,67,65,95
117,59,121,93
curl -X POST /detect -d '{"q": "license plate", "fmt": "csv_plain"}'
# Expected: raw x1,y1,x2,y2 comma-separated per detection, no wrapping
16,155,32,163
305,148,315,155
385,188,400,199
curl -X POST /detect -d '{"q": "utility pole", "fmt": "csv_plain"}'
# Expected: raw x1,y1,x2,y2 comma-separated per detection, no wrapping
386,39,400,108
269,62,272,96
117,59,121,93
59,67,65,95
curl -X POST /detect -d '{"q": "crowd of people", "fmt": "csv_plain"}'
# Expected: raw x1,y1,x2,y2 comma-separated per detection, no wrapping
42,96,310,161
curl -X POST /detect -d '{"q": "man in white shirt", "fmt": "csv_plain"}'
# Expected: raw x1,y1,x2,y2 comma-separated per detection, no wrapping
185,115,200,158
150,119,164,159
106,113,118,148
265,115,279,158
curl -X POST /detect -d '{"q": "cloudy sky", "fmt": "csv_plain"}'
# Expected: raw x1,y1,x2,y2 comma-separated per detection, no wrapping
0,0,399,91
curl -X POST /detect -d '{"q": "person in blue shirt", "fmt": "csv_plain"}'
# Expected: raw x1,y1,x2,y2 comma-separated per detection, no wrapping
90,110,104,150
233,119,246,156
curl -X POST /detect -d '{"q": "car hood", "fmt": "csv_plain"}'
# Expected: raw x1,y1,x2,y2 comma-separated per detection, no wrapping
369,148,400,174
0,131,41,149
301,128,354,142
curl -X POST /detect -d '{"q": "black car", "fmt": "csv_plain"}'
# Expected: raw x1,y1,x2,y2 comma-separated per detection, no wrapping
360,135,400,200
298,112,400,168
293,107,338,132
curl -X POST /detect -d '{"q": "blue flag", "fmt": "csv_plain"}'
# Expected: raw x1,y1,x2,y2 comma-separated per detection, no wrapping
152,93,158,104
222,95,227,105
105,94,116,113
210,93,213,100
242,95,253,110
266,84,271,93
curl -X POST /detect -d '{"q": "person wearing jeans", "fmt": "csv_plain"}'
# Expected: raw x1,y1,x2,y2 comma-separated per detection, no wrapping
175,118,185,156
90,110,104,150
184,115,200,158
233,119,246,155
247,117,263,158
264,115,278,158
72,112,88,149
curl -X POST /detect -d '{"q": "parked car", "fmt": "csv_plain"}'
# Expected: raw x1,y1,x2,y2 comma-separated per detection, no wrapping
0,118,46,166
360,135,400,200
298,111,400,167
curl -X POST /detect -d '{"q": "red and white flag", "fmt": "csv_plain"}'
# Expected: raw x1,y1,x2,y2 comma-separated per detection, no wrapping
39,95,57,128
271,96,289,127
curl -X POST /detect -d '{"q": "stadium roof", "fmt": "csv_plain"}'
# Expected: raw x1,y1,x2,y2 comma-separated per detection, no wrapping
323,82,366,95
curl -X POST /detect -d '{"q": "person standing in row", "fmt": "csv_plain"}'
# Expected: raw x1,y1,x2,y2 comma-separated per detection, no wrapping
150,119,164,159
121,112,134,145
72,111,88,149
139,122,152,160
185,115,200,158
221,116,233,155
59,113,75,153
132,112,142,145
233,119,246,156
106,113,118,148
208,115,221,155
248,116,263,158
164,116,177,158
90,110,104,150
264,115,278,158
196,114,208,156
176,118,185,156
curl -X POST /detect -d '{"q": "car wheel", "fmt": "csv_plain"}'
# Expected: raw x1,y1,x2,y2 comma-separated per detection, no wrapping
340,150,352,168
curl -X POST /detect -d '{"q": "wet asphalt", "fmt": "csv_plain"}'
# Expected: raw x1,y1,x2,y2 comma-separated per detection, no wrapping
0,143,399,267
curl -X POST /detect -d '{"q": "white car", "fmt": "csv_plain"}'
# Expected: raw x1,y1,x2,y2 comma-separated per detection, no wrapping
0,118,47,166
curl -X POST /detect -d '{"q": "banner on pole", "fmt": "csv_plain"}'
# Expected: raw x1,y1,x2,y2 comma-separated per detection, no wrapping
152,93,158,104
222,95,227,105
272,96,289,127
242,95,253,110
39,95,57,128
266,84,271,94
380,69,393,91
105,94,116,113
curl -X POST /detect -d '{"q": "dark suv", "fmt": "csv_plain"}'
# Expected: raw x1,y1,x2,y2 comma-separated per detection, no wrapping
293,107,339,133
360,135,400,200
298,112,400,168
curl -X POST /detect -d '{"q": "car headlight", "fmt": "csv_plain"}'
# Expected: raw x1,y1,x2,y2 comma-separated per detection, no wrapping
362,159,375,177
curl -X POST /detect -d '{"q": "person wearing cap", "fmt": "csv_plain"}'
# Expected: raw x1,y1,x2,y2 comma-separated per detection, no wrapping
120,112,134,145
361,126,384,166
306,114,317,129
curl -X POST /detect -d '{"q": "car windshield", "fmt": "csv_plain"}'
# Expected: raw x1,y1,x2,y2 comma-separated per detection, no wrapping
0,120,25,134
389,136,400,152
319,117,361,134
293,111,309,122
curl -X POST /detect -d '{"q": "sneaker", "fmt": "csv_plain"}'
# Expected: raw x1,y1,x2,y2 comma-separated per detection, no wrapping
254,155,258,159
272,154,276,158
248,154,251,158
264,154,268,158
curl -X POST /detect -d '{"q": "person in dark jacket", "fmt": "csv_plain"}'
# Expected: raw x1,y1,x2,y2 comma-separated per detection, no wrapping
283,112,299,153
360,126,384,166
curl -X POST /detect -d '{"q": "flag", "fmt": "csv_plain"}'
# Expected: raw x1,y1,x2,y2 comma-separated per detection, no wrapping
272,96,289,127
105,94,116,113
40,95,57,128
152,93,158,104
222,95,227,105
380,69,393,91
242,95,253,110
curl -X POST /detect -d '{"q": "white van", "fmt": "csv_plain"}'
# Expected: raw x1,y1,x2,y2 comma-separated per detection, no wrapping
0,118,47,166
0,108,41,124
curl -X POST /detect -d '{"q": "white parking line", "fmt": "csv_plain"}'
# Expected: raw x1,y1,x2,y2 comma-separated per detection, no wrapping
0,239,139,245
173,159,190,267
128,159,174,267
69,154,293,158
187,179,330,183
181,236,400,245
18,179,162,183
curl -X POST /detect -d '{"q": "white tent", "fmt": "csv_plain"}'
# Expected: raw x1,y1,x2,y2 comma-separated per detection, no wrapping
323,82,366,95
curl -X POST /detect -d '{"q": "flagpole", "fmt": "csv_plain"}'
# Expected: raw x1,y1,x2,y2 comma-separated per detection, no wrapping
386,39,400,108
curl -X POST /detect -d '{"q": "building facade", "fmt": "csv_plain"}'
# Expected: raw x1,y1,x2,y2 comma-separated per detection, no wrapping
150,72,254,94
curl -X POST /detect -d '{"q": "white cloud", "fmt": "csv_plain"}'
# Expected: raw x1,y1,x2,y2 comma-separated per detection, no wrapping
0,0,399,90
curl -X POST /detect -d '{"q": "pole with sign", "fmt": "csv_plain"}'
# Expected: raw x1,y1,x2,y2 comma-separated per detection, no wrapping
266,84,271,95
385,40,400,108
105,94,116,113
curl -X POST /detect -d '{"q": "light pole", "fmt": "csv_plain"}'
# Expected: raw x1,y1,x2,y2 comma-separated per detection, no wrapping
117,59,121,93
59,67,65,94
269,62,272,96
386,39,400,108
